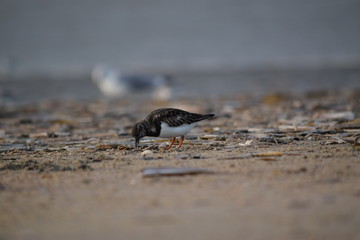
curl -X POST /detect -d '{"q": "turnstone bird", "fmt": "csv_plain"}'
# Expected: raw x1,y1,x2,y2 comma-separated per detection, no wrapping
91,65,172,100
132,108,215,149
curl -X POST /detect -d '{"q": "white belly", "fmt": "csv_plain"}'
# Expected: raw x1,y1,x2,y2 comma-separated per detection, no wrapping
159,122,196,138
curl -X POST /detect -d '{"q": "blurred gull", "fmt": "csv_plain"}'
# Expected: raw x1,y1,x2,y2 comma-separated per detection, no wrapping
91,65,172,100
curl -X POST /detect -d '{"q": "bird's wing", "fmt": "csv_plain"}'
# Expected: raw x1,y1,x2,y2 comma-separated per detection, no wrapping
148,108,213,127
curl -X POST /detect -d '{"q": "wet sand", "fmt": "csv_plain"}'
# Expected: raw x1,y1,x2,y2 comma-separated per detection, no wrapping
0,82,360,239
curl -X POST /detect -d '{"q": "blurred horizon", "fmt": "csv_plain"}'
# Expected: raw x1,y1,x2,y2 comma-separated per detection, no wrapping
1,0,360,76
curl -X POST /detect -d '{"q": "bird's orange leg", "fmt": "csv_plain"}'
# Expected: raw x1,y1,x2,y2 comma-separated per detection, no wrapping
167,137,176,149
177,136,185,149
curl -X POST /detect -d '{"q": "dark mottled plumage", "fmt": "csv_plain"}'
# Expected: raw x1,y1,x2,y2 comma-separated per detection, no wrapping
131,108,215,149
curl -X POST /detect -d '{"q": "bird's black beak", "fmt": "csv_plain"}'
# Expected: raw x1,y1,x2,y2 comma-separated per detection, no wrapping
135,138,139,149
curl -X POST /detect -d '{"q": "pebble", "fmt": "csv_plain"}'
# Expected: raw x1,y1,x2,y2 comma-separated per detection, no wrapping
355,137,360,146
29,132,49,138
225,145,237,149
54,132,71,137
253,152,285,157
174,154,190,160
87,138,100,144
141,150,154,160
0,143,28,152
141,167,214,177
200,135,226,141
0,129,6,138
321,111,355,121
158,142,169,148
239,139,254,146
324,138,347,145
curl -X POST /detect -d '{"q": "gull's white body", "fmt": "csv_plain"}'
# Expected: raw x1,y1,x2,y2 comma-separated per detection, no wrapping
91,65,172,100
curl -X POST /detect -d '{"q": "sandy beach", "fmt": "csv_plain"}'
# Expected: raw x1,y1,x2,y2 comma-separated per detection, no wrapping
1,82,359,240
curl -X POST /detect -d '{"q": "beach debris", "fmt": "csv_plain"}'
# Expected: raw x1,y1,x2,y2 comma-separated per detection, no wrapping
239,139,254,146
204,127,221,133
174,154,190,160
158,142,169,149
324,137,347,145
350,136,360,150
117,145,131,150
335,119,360,129
286,167,307,174
200,135,226,141
213,127,221,132
0,143,29,152
95,143,131,150
141,167,214,177
0,87,358,175
355,137,360,146
173,153,202,159
53,132,71,137
320,111,355,121
299,130,344,136
261,157,277,161
78,163,93,171
253,152,285,157
278,124,314,131
218,151,300,160
258,137,292,144
140,150,154,160
0,160,74,172
29,132,49,138
0,129,5,138
96,144,117,150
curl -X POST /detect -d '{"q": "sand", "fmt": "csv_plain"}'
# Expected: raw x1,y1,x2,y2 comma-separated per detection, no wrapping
0,89,360,240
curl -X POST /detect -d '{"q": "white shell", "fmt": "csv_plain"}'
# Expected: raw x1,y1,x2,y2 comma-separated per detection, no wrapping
141,150,154,160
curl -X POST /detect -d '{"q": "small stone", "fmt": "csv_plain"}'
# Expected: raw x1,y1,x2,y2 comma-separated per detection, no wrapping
239,139,254,146
175,154,190,160
200,134,218,140
225,145,237,149
254,152,284,157
185,136,197,140
0,129,5,138
141,167,214,177
354,136,360,146
87,138,100,144
118,130,129,136
324,138,346,145
54,132,71,137
117,145,130,150
158,142,169,148
78,164,93,171
141,150,154,160
96,144,114,150
26,138,39,144
261,157,277,161
321,111,355,121
29,132,49,138
200,135,226,141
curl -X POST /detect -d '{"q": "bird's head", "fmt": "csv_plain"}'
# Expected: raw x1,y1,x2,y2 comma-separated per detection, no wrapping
131,121,147,149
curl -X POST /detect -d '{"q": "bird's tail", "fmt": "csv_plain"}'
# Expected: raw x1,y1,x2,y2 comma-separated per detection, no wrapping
197,113,215,121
